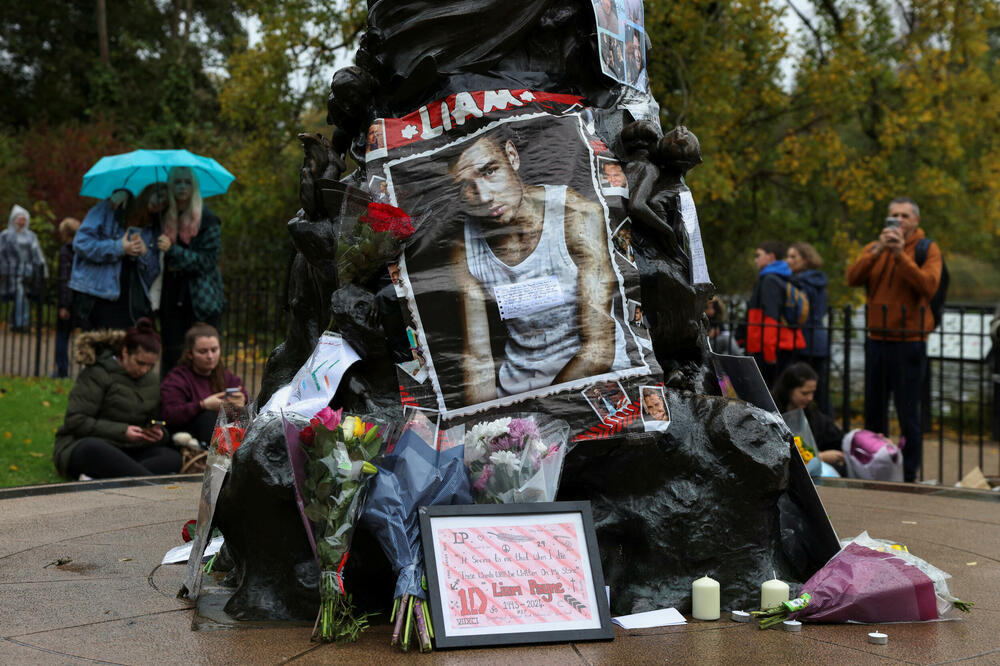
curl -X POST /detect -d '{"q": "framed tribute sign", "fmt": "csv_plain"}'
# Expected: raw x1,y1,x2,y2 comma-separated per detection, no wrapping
419,501,613,648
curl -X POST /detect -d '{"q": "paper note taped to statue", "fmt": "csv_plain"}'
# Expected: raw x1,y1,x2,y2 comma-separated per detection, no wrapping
261,331,361,418
365,89,664,440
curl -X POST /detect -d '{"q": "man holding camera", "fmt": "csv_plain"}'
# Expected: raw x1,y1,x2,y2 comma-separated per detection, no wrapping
847,197,942,482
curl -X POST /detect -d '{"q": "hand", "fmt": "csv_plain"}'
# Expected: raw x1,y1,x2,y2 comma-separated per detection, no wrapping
125,425,158,443
59,307,70,320
142,425,165,441
200,391,227,412
819,450,845,465
157,234,172,252
224,388,247,409
879,226,904,255
121,231,144,257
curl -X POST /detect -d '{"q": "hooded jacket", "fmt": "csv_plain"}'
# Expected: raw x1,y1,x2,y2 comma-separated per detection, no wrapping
52,330,167,476
792,268,829,357
846,227,941,342
0,205,48,294
744,260,807,362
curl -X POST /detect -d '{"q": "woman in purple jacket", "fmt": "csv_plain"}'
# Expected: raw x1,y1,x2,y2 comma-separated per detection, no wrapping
160,322,248,446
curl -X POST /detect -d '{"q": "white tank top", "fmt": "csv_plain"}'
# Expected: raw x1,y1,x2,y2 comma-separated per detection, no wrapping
464,185,628,396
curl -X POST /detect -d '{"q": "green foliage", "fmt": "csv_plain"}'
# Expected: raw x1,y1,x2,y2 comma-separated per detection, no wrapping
0,376,69,488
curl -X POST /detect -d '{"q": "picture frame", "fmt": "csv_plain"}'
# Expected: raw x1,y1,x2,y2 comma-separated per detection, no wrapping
419,501,614,649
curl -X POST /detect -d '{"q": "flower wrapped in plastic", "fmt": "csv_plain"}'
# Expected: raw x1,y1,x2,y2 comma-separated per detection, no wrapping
453,414,570,504
752,532,973,628
284,407,383,642
334,201,415,286
360,408,473,652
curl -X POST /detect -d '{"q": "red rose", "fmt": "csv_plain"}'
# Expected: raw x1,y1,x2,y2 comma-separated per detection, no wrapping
361,202,415,240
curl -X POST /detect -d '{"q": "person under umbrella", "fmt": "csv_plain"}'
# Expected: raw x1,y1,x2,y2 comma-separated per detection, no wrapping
0,205,49,332
156,167,226,373
70,184,167,331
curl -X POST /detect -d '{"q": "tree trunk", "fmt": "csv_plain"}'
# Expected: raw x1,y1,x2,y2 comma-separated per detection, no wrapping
96,0,110,67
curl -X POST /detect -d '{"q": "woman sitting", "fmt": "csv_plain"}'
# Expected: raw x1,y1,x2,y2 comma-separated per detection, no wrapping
160,323,247,446
771,362,845,476
53,318,180,480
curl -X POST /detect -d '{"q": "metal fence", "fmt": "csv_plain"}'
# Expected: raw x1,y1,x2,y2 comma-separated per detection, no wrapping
2,265,996,483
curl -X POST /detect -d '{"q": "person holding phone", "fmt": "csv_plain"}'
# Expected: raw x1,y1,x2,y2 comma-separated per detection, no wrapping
846,196,942,482
160,322,248,446
70,184,167,331
53,318,180,480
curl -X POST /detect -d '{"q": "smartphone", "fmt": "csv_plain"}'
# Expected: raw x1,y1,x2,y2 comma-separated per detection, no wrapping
225,387,240,398
147,419,166,429
884,217,901,229
127,226,144,239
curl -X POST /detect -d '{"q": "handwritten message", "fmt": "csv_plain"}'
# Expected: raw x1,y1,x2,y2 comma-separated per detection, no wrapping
431,518,598,634
493,275,564,321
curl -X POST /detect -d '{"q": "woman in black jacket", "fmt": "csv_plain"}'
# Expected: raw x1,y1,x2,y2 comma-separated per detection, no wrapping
772,362,845,474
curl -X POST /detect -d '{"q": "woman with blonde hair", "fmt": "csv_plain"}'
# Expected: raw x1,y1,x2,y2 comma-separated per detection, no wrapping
786,241,831,415
156,166,225,373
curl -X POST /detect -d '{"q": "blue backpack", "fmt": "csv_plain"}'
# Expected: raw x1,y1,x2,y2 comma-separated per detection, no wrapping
916,238,948,329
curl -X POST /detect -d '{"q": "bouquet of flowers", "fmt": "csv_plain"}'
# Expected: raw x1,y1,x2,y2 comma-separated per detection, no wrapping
285,406,383,642
752,532,973,628
334,201,414,286
361,408,473,652
456,415,570,504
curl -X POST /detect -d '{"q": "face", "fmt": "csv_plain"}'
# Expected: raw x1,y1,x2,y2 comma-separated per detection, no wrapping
643,392,667,420
601,0,612,14
388,263,401,285
13,214,26,230
171,170,193,208
786,248,804,273
605,163,627,188
887,202,919,239
120,346,158,379
190,335,221,375
147,184,170,214
790,379,817,410
450,137,524,225
754,248,774,271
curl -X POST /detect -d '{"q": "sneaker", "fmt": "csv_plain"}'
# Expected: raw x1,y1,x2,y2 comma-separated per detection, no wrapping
78,473,93,481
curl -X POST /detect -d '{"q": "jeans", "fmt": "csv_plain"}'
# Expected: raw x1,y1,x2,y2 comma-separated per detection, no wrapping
864,339,926,482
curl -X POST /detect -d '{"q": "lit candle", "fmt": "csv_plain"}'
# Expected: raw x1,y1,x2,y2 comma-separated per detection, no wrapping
691,576,720,620
760,577,790,610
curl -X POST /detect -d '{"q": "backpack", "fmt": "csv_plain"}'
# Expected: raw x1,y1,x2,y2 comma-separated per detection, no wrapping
916,238,948,329
779,278,810,327
842,429,903,482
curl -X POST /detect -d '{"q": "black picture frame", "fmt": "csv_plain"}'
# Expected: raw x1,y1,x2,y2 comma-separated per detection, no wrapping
419,501,614,649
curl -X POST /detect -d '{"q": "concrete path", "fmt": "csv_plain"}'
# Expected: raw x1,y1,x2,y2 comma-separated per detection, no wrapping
1,477,998,665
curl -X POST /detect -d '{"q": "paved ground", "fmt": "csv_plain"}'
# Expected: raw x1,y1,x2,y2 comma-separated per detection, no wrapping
0,476,997,665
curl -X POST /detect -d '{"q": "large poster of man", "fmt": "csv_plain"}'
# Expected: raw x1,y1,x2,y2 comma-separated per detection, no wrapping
366,90,660,432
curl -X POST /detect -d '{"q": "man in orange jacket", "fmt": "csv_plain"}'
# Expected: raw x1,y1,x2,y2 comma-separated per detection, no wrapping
847,197,942,482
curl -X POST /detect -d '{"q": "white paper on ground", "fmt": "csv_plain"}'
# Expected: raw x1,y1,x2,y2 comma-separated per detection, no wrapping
162,535,224,565
611,607,687,629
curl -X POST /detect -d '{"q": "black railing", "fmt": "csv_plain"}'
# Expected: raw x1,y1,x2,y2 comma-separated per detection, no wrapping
2,264,996,484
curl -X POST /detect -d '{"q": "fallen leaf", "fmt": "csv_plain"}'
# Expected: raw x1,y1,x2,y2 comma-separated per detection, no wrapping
23,438,31,444
165,485,180,490
29,452,44,458
118,557,132,562
42,400,51,407
967,562,978,566
3,432,10,438
9,465,18,471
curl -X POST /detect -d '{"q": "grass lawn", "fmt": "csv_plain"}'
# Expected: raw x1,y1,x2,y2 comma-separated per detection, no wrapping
0,375,72,488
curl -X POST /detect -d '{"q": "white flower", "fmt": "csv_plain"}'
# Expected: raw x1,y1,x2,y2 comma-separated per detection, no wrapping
529,436,548,457
489,450,520,468
464,417,512,465
465,435,488,465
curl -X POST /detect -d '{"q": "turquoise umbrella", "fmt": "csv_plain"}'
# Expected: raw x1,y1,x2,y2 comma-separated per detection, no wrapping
80,149,235,199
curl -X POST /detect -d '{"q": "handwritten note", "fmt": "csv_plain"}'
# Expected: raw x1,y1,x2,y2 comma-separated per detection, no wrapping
429,514,601,636
679,190,711,285
493,275,564,321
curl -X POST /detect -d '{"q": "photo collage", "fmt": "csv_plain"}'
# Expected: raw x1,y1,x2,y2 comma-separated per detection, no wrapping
593,0,647,91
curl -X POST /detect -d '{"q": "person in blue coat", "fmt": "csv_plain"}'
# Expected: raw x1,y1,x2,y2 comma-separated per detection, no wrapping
70,184,167,331
787,242,831,416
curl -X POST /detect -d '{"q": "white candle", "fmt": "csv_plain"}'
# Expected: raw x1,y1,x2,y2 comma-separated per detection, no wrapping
760,578,790,610
691,576,720,620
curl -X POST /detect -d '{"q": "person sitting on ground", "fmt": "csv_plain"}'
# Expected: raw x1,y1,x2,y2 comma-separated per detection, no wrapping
771,362,845,476
53,318,180,480
160,322,247,447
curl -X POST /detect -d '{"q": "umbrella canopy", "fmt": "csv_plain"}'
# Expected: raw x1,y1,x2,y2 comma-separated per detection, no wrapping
80,149,235,199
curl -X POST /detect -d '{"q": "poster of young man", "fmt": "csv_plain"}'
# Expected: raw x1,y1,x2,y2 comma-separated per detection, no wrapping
366,90,662,436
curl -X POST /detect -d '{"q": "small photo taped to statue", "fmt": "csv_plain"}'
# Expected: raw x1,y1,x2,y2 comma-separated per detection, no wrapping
639,384,669,432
